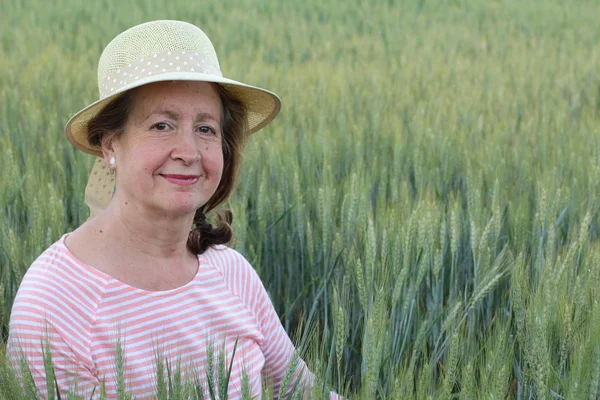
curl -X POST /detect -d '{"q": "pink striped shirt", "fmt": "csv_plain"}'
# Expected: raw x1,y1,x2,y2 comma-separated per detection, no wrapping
7,234,313,399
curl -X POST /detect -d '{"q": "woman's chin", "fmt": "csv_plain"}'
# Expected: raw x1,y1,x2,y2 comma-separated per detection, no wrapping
151,196,207,218
165,202,206,217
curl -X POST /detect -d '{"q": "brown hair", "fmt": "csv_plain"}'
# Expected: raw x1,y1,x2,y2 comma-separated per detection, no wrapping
87,83,248,254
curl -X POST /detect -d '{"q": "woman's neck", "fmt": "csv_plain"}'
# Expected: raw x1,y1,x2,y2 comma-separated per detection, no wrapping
98,196,196,264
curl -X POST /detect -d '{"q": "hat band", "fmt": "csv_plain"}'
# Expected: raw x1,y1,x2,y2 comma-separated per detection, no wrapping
85,158,116,219
100,49,222,99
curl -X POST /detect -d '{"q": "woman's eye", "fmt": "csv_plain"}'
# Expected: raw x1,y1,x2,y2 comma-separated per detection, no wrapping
152,122,170,131
197,126,217,135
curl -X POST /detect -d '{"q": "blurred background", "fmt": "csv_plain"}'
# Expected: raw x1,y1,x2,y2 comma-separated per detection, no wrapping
2,0,600,398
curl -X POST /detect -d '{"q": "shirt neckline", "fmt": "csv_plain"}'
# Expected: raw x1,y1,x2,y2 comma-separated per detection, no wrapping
59,233,205,295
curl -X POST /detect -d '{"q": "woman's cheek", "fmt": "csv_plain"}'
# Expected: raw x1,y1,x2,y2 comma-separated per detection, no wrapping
203,141,223,164
208,157,224,181
137,147,167,172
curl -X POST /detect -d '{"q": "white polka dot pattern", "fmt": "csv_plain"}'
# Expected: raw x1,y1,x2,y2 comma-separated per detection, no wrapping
99,49,222,98
85,158,116,218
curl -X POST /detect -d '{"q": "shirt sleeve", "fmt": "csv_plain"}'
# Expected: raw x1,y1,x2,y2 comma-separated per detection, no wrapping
7,319,100,399
7,258,101,399
222,249,340,399
252,277,313,396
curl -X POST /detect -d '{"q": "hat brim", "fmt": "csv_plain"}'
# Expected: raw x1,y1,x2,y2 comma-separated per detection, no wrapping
65,72,281,157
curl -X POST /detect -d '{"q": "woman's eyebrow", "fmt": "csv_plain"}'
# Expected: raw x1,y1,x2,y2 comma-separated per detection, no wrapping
156,110,180,120
141,109,180,123
194,112,220,124
143,110,218,123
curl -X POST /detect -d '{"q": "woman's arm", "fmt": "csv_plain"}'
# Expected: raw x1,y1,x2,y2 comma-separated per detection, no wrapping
224,249,338,399
7,250,102,399
7,319,101,399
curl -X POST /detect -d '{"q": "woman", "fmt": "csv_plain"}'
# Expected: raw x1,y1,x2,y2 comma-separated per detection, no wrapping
7,20,329,399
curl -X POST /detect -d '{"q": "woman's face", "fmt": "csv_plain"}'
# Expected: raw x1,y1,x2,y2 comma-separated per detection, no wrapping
104,81,224,218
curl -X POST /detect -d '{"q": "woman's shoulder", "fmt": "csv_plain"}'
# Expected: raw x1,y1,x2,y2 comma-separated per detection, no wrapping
201,245,255,274
20,235,77,286
12,234,107,322
201,245,267,301
22,234,107,287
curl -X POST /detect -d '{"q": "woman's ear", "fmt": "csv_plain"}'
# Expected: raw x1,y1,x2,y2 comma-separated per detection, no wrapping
100,133,117,167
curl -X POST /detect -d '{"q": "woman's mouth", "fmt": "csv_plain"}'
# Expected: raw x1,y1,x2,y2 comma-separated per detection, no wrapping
160,174,200,185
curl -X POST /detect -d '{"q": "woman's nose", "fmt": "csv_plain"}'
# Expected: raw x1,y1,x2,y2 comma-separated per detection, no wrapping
170,129,200,165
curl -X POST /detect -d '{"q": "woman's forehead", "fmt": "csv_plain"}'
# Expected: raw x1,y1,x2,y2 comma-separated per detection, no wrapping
130,81,222,117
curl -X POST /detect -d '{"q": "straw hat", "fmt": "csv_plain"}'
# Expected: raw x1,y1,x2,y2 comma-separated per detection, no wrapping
65,20,281,217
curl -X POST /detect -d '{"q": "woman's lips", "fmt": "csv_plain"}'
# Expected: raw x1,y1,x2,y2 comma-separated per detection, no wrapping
161,174,200,185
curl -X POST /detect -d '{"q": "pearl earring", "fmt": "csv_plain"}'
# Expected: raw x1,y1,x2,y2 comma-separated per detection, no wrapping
109,156,116,168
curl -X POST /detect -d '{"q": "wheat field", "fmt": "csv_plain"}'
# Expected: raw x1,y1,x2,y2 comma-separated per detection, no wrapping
1,0,600,398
